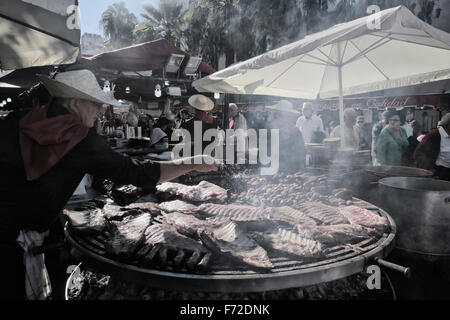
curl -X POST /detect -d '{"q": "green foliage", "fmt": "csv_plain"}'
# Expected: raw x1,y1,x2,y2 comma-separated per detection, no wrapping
140,0,189,48
97,0,442,71
99,2,138,49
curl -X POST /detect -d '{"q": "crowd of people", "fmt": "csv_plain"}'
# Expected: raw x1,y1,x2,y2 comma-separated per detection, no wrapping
293,103,450,181
95,94,449,181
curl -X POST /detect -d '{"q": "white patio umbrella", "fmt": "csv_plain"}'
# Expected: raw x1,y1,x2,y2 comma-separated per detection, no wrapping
192,5,450,146
0,0,80,69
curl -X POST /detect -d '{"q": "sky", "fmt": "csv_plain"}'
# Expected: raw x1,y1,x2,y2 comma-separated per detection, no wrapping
78,0,159,36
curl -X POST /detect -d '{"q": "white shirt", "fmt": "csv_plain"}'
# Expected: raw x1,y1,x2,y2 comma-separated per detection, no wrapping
295,115,324,143
402,122,413,137
330,125,360,150
150,127,167,146
436,126,450,168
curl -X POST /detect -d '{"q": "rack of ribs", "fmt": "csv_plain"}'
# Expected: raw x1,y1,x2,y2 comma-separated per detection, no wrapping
156,181,228,203
64,207,107,234
104,213,152,260
251,227,324,259
338,206,388,230
198,220,274,270
296,202,350,225
295,223,377,247
160,212,227,238
157,200,200,214
135,223,212,270
267,206,318,226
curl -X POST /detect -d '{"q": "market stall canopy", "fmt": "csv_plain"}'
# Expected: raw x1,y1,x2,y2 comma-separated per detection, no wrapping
192,5,450,100
0,0,80,69
0,66,55,89
84,39,215,75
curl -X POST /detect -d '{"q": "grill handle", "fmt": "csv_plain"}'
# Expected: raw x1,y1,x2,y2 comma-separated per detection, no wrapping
374,258,411,279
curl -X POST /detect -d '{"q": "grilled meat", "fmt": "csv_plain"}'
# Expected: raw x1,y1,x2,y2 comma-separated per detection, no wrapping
125,201,161,216
199,220,274,269
102,202,134,221
338,206,388,230
230,172,352,208
161,212,227,238
135,223,210,270
197,203,268,221
268,206,318,226
252,228,323,259
295,224,374,246
104,213,152,259
157,200,199,214
156,181,227,203
64,207,107,234
197,203,280,231
296,202,350,225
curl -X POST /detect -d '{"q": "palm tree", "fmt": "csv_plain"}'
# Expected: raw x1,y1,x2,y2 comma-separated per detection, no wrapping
183,0,339,69
140,0,188,48
133,22,159,44
99,2,137,49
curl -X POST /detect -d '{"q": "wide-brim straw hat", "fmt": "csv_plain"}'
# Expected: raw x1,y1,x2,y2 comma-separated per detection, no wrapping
188,94,214,111
266,100,300,115
37,69,121,107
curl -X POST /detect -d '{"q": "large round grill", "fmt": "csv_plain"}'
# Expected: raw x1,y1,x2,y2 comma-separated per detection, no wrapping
65,198,396,293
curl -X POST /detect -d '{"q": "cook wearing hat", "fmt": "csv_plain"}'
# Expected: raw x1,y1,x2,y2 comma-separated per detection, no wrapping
180,94,219,155
0,70,220,300
415,113,450,181
266,100,306,173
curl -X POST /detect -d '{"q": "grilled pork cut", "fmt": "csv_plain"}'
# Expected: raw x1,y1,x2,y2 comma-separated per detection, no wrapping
125,201,161,216
157,200,199,214
104,213,152,259
161,212,227,238
102,202,134,220
268,206,318,226
338,206,388,229
199,220,274,269
295,224,374,246
197,203,282,232
156,181,228,203
135,223,210,270
252,228,323,259
197,203,269,221
297,202,350,225
64,207,107,234
102,200,160,221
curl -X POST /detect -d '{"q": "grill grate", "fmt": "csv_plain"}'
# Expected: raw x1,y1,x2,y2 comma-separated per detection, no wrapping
66,199,393,276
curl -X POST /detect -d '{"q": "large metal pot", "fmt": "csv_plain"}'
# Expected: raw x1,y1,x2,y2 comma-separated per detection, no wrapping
358,166,433,206
378,177,450,256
